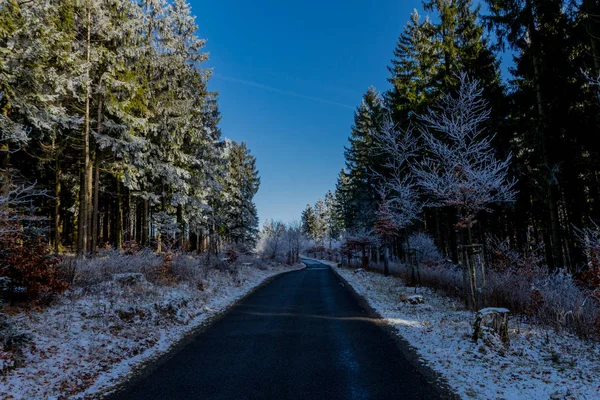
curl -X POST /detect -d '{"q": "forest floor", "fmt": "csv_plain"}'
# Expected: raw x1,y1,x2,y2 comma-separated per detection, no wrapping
316,260,600,400
0,260,302,399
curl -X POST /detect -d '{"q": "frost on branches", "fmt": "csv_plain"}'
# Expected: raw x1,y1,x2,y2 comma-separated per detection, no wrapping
372,117,423,231
412,73,517,235
0,99,47,236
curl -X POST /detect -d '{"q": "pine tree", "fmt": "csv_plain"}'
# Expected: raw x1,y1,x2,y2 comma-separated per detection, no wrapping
344,87,386,230
484,0,597,269
387,9,438,122
421,0,500,99
222,141,260,245
324,190,340,245
0,0,260,257
333,169,353,233
300,204,318,240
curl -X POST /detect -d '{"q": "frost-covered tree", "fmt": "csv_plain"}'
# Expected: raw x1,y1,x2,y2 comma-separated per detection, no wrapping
413,73,517,244
373,117,422,231
372,116,424,270
258,219,286,260
283,221,305,265
221,141,260,245
0,103,46,236
323,190,340,246
0,0,259,257
413,73,517,308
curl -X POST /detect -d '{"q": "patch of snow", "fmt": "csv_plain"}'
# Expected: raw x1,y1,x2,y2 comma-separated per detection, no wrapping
334,266,600,400
0,262,301,399
401,294,425,305
478,307,510,316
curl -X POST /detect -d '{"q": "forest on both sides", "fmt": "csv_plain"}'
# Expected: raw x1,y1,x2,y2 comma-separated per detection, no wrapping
301,0,600,337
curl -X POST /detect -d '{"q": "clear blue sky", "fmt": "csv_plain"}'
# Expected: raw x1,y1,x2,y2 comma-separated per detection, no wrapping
190,0,501,226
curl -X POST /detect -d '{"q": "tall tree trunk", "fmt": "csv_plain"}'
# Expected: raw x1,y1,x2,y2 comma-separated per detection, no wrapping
177,204,184,250
142,198,149,246
77,6,92,255
54,153,62,254
130,192,135,243
0,95,10,210
123,187,130,242
103,193,110,244
91,91,103,253
87,153,93,253
383,241,389,276
115,178,123,250
527,1,563,269
135,199,143,243
91,155,100,253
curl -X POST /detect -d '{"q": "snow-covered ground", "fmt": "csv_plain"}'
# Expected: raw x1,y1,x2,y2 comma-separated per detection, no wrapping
333,265,600,400
0,262,301,399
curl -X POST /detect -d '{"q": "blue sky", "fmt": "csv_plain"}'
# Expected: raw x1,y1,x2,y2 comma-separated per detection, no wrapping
190,0,503,226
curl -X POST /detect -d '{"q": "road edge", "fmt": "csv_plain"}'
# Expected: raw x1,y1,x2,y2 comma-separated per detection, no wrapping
96,264,306,399
329,264,461,400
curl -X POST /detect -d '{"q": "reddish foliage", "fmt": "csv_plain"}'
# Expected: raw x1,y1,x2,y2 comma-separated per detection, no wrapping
122,241,139,256
341,236,372,268
579,250,600,289
374,201,398,237
0,233,68,303
525,289,545,317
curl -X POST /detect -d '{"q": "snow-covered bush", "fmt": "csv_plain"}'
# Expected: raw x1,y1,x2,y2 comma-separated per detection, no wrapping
170,254,207,286
486,236,545,275
401,257,600,337
533,270,599,337
413,262,465,299
0,314,31,353
0,313,31,373
73,248,163,287
575,221,600,294
405,232,443,265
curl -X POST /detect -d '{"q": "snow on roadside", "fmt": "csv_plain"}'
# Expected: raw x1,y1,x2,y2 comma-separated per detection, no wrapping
0,262,301,399
333,266,600,400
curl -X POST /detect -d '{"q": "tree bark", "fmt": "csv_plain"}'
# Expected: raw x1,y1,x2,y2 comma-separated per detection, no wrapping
177,204,184,250
77,5,92,255
527,0,563,269
54,153,62,253
142,199,149,246
383,244,390,276
115,178,122,250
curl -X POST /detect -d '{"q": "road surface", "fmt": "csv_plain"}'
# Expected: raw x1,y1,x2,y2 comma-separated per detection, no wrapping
109,260,451,399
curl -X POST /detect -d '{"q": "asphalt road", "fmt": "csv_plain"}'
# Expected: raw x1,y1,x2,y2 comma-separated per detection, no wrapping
108,260,449,400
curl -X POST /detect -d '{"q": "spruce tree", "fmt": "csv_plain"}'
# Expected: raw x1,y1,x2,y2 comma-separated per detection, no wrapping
344,87,386,230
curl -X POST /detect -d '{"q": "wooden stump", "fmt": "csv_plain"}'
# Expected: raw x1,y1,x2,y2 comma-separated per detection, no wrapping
472,307,510,345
